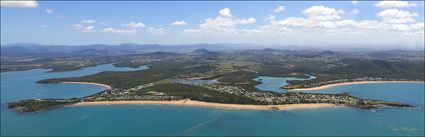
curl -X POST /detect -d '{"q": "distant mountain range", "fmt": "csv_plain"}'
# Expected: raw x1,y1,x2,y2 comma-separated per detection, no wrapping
1,43,423,57
0,43,254,57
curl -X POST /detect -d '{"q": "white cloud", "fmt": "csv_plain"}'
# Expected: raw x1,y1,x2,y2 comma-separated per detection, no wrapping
303,5,344,21
219,8,232,17
375,1,417,9
1,1,38,8
238,17,256,24
184,8,262,35
316,21,337,29
146,27,167,35
410,23,424,30
351,9,360,14
336,19,356,27
101,28,136,34
184,9,237,35
80,26,94,32
123,22,146,29
69,24,95,32
352,0,359,4
265,15,276,21
391,24,410,31
354,20,388,30
273,6,285,13
279,17,308,26
40,25,47,28
70,24,84,30
81,20,96,24
170,21,188,26
181,5,423,47
45,8,54,14
200,16,237,32
377,9,418,24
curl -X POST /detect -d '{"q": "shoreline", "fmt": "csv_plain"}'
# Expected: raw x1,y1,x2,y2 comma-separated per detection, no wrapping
289,81,424,91
71,99,337,111
61,82,112,89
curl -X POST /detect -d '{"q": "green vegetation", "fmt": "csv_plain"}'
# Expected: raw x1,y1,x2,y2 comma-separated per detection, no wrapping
132,83,262,104
7,98,80,113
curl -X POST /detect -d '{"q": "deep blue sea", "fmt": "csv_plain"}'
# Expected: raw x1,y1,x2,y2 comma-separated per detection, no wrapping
1,66,424,136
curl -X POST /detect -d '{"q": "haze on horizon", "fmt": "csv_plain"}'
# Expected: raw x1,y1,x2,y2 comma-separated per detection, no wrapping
1,1,424,49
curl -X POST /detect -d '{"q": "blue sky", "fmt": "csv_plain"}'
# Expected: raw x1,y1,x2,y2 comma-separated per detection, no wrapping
1,1,424,48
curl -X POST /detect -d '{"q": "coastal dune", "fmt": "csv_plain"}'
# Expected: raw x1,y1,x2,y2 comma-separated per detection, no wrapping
61,82,112,89
289,81,424,91
72,99,337,111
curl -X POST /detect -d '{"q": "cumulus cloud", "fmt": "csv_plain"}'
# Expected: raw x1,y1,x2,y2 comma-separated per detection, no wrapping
81,20,96,24
302,5,344,21
101,28,136,34
183,8,258,35
69,24,95,32
123,22,146,29
273,6,285,13
219,8,232,17
238,17,256,24
146,27,167,35
1,1,38,8
170,21,188,26
375,1,417,9
377,9,418,24
45,8,54,14
181,4,423,47
265,15,276,21
410,23,424,30
278,17,308,27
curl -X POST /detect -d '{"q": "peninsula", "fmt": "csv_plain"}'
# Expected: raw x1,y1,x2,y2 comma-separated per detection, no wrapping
8,82,415,113
5,48,423,113
283,77,424,91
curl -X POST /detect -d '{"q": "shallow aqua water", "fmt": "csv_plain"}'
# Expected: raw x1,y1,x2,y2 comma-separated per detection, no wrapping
1,68,424,136
254,75,315,93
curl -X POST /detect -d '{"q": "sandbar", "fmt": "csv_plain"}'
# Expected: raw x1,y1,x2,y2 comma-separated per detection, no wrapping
289,81,424,91
62,82,112,89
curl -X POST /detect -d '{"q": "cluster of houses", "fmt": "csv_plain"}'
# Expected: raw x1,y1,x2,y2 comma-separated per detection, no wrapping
209,84,365,105
280,93,361,104
82,87,182,102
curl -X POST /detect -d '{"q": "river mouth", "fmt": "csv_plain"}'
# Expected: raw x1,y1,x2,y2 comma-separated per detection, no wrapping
253,75,316,93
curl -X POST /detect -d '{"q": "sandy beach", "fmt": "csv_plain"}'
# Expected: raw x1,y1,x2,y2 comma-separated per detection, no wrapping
62,82,112,89
289,81,424,91
72,99,337,111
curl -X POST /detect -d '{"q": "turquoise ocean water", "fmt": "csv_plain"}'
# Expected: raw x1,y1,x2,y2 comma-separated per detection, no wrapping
1,67,424,136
